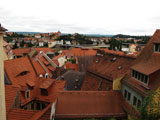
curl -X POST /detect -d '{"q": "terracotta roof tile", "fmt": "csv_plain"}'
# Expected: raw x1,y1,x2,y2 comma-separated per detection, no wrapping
4,57,37,87
55,91,126,118
123,29,160,95
5,85,19,113
7,109,39,120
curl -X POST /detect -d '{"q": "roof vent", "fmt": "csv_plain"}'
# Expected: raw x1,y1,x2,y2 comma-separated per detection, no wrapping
40,51,43,54
117,66,122,70
75,85,78,89
45,73,49,78
112,57,117,61
96,60,99,63
39,74,43,78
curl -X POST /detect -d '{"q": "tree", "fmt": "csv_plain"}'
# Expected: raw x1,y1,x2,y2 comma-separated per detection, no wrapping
20,40,25,48
138,90,160,120
13,41,18,49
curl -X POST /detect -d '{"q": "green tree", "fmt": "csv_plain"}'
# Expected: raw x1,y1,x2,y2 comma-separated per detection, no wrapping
138,90,160,120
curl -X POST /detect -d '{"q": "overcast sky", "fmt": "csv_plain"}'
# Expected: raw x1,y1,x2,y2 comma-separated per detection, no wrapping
0,0,160,35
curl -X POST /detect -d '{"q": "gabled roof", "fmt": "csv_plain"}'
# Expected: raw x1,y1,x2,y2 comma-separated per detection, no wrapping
55,91,126,118
123,29,160,96
4,57,37,87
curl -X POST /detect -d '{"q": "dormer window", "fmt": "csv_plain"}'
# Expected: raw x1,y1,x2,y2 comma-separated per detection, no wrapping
154,43,160,52
132,70,149,84
19,71,28,76
25,88,30,99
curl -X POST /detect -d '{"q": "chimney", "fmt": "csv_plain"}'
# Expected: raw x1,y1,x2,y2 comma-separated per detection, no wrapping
0,24,7,120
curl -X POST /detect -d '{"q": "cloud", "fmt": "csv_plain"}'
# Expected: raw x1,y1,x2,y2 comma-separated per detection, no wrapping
0,0,160,35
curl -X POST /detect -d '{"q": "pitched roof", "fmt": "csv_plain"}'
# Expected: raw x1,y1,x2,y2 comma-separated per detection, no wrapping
56,70,85,90
4,57,37,87
65,62,79,71
7,109,39,120
123,29,160,96
5,85,19,113
88,53,135,81
55,91,126,118
81,72,113,91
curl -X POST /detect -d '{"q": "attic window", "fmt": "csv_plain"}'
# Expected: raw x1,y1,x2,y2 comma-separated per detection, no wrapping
132,70,149,85
117,66,122,70
25,88,30,99
154,43,160,52
19,71,28,76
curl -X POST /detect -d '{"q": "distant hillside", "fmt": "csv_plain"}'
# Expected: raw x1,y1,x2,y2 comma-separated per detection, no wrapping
62,33,114,37
112,34,151,39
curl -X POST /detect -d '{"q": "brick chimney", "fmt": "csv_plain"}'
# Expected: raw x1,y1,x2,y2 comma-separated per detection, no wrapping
0,24,7,120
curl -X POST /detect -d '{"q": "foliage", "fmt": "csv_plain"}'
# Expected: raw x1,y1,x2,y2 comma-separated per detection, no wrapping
138,90,160,120
13,41,18,49
55,52,59,56
56,33,93,45
108,38,122,51
20,40,25,48
69,59,76,64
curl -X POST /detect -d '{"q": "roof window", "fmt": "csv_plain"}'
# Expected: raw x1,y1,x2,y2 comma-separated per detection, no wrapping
19,71,28,76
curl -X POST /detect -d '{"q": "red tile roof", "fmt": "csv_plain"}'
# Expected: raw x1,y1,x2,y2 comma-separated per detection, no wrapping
65,62,79,71
7,109,39,120
39,78,55,89
87,53,135,81
71,48,97,56
4,57,37,87
81,72,112,91
55,91,126,118
5,85,19,113
123,29,160,96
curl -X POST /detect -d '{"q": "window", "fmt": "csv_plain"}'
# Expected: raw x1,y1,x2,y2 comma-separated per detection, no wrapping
133,96,137,106
124,89,131,101
154,43,160,52
141,75,144,82
132,70,149,84
137,100,141,107
144,76,148,84
128,92,131,101
124,90,127,98
37,103,41,110
20,71,28,76
25,88,30,99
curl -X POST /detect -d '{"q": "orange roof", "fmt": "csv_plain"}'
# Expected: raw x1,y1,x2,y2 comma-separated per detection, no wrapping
81,72,113,91
72,48,97,56
65,62,79,71
87,53,135,81
40,78,55,89
5,85,19,113
7,109,39,120
4,57,37,87
55,91,126,118
123,29,160,96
